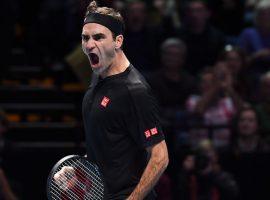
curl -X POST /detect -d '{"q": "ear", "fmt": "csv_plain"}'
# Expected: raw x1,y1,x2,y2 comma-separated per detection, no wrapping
115,35,124,49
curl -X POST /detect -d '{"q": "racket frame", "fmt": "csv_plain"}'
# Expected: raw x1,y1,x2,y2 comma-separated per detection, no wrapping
47,155,106,200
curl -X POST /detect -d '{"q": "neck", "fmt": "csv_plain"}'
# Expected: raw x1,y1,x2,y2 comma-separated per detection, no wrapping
238,135,259,152
164,68,181,81
101,51,130,78
188,23,206,34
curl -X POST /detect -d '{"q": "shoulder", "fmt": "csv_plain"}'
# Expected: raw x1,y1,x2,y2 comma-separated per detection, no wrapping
239,27,258,37
123,66,160,109
125,65,152,94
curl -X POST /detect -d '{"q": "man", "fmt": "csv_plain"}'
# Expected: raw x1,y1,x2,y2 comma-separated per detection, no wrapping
123,0,161,73
56,1,169,199
172,0,226,75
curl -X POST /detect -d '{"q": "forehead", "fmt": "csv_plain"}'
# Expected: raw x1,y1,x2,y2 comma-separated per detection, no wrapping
188,2,207,11
163,45,185,54
82,23,112,35
240,110,256,118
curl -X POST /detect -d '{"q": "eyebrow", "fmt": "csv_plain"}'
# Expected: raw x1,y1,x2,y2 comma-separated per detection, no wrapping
93,33,106,38
81,32,106,37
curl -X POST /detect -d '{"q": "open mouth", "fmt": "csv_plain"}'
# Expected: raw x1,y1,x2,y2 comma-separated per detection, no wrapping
89,53,99,65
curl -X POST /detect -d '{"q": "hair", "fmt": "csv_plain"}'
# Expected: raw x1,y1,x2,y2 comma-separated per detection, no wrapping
230,104,261,141
254,0,270,24
160,38,187,54
85,1,125,39
217,45,247,67
183,0,209,11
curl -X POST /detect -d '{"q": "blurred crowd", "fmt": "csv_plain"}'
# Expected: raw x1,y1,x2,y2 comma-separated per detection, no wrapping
1,0,270,199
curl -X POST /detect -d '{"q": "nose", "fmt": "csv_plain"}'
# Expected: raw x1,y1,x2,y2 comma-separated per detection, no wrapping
83,38,96,52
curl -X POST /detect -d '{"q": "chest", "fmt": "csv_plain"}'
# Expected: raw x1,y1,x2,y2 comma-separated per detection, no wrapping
83,84,130,129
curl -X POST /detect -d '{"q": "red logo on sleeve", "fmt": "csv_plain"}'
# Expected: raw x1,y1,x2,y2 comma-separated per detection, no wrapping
101,96,110,107
150,127,158,135
145,127,158,139
144,130,151,138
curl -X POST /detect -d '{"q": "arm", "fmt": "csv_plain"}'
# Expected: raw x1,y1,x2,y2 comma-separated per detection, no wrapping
127,140,169,200
224,86,244,111
195,86,219,114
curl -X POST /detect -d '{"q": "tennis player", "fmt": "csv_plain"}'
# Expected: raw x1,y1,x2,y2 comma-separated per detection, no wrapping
56,1,168,199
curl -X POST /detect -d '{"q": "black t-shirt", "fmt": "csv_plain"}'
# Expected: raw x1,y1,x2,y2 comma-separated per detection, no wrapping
82,65,164,199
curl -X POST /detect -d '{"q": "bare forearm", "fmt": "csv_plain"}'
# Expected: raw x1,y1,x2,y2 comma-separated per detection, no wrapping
127,141,168,200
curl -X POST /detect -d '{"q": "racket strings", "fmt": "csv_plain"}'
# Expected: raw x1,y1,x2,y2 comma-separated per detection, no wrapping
49,157,104,200
66,160,104,199
50,161,103,200
50,168,90,200
69,160,104,197
52,161,103,200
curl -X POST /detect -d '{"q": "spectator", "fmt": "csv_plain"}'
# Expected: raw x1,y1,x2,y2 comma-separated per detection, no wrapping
123,0,163,73
230,105,269,154
147,38,196,123
150,0,180,32
222,105,270,200
176,139,239,200
255,71,270,137
172,0,226,75
209,0,245,44
238,0,270,77
217,45,252,101
186,63,243,150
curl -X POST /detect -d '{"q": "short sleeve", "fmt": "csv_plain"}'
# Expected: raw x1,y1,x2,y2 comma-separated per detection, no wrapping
126,84,165,148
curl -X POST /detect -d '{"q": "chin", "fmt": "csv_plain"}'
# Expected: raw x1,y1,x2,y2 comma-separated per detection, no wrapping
92,64,109,75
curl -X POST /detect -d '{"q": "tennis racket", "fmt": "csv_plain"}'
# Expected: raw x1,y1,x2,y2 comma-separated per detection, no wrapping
47,155,105,200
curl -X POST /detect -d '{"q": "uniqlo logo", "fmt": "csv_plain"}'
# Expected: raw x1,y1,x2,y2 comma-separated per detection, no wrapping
101,96,110,107
144,130,151,138
150,127,158,135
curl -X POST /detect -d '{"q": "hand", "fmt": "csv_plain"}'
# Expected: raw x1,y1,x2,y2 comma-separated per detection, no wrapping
53,166,77,191
214,62,233,91
183,155,195,171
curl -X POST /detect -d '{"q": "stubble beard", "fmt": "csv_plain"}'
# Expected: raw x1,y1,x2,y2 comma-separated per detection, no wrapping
92,50,115,76
91,64,110,76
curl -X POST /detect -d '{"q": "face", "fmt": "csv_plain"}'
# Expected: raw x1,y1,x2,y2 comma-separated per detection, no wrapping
126,1,146,30
200,72,214,93
224,50,243,75
82,23,117,75
186,2,209,27
238,110,258,137
161,45,185,70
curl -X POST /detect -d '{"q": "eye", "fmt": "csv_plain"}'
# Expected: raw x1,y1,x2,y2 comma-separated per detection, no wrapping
82,34,89,42
93,34,105,41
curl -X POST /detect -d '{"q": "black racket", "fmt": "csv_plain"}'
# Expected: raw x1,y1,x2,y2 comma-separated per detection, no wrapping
47,155,105,200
